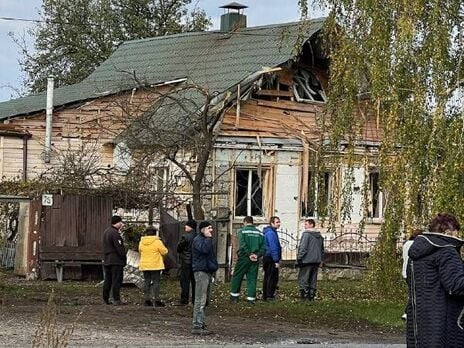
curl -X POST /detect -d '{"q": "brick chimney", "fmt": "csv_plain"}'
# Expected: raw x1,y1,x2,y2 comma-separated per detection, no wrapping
220,2,247,32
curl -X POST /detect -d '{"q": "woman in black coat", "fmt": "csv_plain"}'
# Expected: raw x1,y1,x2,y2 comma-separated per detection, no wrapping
407,213,464,347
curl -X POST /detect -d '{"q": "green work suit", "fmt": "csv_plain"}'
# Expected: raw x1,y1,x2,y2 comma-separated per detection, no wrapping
230,225,265,301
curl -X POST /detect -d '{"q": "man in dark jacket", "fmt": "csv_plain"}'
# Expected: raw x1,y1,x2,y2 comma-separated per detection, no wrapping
407,213,464,348
296,218,324,301
262,216,282,301
191,221,218,335
102,215,126,305
177,219,197,305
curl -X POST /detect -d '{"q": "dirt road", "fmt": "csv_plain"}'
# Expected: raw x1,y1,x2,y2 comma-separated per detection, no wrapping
0,302,405,347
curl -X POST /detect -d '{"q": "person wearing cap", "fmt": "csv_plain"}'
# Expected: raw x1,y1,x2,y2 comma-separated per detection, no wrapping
102,215,126,305
191,221,218,335
230,216,265,304
138,226,168,307
177,219,197,305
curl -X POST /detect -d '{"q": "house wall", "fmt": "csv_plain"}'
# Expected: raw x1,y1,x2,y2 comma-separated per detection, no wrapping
214,97,384,262
1,89,161,181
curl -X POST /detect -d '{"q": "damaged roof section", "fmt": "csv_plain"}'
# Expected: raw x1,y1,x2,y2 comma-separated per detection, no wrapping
0,18,326,121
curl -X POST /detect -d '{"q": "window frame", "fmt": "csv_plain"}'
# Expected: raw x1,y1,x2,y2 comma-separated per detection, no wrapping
301,170,333,219
233,167,268,218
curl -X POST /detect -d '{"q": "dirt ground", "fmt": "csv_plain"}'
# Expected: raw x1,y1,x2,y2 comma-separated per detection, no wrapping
0,275,405,347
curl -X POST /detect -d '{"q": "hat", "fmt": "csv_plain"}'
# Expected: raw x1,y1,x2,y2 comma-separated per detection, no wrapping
199,221,212,230
111,215,122,225
185,220,197,230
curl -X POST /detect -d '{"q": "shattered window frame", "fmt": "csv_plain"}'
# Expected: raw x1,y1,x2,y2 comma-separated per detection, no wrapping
234,168,266,218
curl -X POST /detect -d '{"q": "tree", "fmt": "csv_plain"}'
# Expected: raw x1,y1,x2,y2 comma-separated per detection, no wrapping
305,0,464,296
13,0,210,93
118,83,230,220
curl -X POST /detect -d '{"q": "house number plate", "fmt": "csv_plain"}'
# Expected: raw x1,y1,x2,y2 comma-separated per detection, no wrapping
42,194,53,206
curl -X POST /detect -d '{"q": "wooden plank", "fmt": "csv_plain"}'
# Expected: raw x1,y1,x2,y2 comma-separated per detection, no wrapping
256,99,323,113
255,89,294,97
40,252,102,261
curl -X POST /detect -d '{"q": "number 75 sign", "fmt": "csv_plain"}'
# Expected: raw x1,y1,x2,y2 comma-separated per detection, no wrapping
42,194,53,207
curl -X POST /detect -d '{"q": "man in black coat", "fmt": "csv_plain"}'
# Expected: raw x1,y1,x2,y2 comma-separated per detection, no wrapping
407,213,464,347
177,219,197,305
102,215,126,305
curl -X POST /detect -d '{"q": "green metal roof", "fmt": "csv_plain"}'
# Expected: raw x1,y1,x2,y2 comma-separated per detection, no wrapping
0,19,325,120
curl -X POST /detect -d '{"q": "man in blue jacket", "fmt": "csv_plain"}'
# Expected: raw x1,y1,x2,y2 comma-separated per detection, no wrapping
262,216,282,301
191,221,218,335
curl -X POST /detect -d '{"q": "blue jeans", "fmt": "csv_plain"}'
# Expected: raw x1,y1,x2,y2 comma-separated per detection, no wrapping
192,271,212,329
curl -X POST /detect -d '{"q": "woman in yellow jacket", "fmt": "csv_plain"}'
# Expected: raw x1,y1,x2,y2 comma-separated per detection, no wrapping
138,227,168,307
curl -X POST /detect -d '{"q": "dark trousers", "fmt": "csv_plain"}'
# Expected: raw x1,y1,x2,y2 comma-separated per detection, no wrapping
298,263,319,294
103,265,124,302
143,270,161,301
179,264,195,304
262,256,279,300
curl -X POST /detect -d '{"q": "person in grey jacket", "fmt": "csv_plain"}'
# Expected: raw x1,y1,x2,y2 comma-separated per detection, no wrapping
296,218,324,301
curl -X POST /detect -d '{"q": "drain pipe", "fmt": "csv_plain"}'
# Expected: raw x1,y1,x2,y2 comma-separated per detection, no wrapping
22,131,32,181
44,77,54,163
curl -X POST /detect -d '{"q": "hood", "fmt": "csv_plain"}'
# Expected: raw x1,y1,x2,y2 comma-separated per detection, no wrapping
141,235,160,246
408,232,464,260
305,229,322,239
263,226,276,235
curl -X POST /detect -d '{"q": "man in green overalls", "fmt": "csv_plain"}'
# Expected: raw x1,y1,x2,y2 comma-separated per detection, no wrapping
230,216,265,304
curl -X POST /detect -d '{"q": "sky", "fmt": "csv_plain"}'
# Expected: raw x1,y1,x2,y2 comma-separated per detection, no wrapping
0,0,326,102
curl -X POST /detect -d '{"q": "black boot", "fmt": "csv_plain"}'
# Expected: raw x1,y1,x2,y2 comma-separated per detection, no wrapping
299,289,306,300
308,290,316,301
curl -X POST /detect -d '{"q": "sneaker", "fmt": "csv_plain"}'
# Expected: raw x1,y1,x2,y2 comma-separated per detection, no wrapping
230,296,239,303
154,300,166,307
401,313,407,321
265,297,276,302
112,300,127,306
144,300,153,307
191,328,212,335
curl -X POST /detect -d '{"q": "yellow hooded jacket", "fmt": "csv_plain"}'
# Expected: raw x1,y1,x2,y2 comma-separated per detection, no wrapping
138,236,168,271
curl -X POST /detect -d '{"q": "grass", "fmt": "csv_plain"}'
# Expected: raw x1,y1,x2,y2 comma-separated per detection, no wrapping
0,268,406,333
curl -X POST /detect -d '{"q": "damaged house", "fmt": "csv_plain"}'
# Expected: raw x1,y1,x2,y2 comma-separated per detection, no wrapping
0,3,382,279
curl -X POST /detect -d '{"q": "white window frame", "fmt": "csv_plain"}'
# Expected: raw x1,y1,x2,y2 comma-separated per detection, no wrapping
113,142,132,172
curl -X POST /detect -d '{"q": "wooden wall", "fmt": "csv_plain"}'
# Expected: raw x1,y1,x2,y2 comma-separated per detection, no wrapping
1,89,162,181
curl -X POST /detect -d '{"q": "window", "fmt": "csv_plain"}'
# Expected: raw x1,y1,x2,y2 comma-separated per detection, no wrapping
113,142,132,172
234,169,266,217
152,167,168,191
301,171,333,218
367,172,383,219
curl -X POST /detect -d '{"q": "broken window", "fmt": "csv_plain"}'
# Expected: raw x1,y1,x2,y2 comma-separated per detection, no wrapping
234,169,266,217
367,172,383,220
302,171,333,218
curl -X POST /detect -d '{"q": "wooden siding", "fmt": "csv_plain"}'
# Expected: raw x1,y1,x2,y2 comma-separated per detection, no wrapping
220,98,382,143
1,89,161,181
0,136,23,178
220,99,323,140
